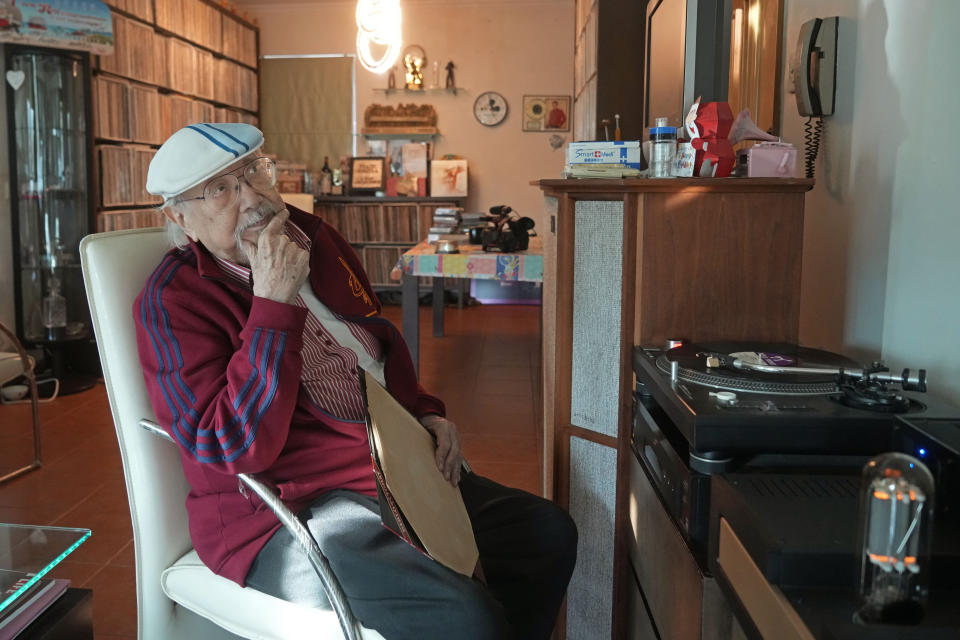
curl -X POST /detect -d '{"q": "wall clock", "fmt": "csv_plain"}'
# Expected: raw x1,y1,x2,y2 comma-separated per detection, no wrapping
473,91,508,126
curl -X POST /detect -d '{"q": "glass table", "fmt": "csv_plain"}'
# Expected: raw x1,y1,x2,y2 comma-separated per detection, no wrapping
0,524,91,615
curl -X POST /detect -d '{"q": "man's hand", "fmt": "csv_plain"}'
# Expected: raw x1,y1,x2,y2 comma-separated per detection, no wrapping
419,414,462,487
240,209,310,304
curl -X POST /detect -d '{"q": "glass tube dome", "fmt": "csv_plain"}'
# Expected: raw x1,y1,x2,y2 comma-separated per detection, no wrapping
857,452,935,625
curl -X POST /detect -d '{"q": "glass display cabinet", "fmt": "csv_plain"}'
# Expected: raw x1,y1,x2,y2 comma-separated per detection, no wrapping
6,46,95,392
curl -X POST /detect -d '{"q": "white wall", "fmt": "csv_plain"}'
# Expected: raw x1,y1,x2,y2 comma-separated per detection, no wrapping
243,0,575,226
782,0,960,404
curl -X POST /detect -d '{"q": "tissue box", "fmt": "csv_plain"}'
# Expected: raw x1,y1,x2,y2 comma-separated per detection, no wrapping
745,142,797,178
566,141,642,167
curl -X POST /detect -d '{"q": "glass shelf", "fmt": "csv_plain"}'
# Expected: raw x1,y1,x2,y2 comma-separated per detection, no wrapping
0,524,91,614
373,87,465,96
357,132,440,141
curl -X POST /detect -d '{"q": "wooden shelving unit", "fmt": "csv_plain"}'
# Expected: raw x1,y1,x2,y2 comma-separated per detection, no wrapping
93,0,260,232
315,196,465,287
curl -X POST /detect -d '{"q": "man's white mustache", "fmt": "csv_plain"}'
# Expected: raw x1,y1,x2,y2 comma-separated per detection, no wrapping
235,203,281,239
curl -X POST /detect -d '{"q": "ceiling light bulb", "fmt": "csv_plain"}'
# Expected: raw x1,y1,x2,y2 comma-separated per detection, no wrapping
356,0,402,74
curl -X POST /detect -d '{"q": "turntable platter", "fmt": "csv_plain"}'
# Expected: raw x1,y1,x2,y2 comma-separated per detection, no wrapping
656,342,859,395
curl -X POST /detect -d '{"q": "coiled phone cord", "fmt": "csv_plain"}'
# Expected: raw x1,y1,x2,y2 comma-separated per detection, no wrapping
804,117,824,179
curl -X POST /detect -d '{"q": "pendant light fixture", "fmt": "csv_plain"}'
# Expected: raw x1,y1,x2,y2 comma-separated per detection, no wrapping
356,0,402,74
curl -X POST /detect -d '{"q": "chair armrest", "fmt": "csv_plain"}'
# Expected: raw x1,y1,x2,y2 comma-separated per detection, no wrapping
138,419,364,640
0,322,35,380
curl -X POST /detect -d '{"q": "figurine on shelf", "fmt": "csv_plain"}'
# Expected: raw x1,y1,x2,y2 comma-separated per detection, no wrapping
388,66,397,90
684,99,735,178
403,45,425,90
445,60,456,89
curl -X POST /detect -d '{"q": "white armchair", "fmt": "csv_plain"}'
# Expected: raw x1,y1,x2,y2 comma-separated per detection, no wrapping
80,228,385,640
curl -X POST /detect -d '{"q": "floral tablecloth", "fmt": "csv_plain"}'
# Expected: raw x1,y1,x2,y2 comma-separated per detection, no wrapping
400,236,543,282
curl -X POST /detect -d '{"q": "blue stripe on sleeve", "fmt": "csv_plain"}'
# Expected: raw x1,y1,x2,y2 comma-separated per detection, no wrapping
224,331,287,462
229,328,262,417
141,259,184,444
199,328,273,456
143,259,209,450
141,259,289,465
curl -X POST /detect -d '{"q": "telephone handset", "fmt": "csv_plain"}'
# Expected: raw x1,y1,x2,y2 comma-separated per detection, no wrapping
791,17,838,117
790,16,838,178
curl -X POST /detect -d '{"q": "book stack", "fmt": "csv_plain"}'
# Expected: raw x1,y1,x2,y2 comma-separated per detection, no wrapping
564,141,643,179
428,207,463,242
0,571,71,640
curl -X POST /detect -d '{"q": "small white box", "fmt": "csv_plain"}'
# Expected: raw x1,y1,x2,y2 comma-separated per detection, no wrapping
566,141,642,167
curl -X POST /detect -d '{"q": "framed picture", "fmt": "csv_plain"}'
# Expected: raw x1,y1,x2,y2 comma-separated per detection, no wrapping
349,157,385,193
522,95,571,132
430,159,468,198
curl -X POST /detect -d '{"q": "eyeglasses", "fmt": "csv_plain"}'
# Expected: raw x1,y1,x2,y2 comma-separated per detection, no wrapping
183,157,277,212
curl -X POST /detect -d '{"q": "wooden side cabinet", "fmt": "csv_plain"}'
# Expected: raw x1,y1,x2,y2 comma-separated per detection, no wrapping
18,588,93,640
536,178,813,640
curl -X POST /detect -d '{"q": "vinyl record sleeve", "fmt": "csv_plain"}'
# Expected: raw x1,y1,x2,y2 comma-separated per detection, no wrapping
360,370,479,577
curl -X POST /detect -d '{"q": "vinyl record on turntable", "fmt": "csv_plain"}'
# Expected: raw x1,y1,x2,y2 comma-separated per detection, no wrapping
656,342,859,395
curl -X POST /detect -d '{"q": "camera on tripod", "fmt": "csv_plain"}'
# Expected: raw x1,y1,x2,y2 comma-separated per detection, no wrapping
468,205,535,253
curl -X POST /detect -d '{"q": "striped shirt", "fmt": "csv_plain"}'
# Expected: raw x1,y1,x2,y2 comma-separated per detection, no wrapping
212,222,383,421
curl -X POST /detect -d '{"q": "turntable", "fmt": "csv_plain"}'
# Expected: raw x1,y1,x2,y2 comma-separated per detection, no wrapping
628,341,960,639
632,341,957,467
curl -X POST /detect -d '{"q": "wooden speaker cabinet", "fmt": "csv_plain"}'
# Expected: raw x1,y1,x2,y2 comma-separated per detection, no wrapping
536,177,813,640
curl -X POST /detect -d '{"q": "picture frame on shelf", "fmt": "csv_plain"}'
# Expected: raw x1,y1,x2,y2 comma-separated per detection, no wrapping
522,95,571,132
349,157,386,193
360,139,388,157
430,159,468,198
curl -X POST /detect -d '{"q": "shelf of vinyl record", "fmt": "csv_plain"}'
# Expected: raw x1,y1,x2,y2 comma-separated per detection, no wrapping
94,74,258,145
94,6,258,138
93,0,259,234
317,200,464,286
94,136,162,232
102,0,258,69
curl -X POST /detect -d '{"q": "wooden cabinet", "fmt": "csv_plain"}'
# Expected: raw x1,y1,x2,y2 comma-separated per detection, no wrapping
93,0,260,233
536,177,813,640
315,196,465,287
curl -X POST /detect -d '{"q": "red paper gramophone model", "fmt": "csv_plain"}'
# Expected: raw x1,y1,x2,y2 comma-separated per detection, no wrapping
684,99,780,178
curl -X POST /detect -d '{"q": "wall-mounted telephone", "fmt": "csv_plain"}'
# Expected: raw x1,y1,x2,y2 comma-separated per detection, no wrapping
789,16,838,178
791,17,838,117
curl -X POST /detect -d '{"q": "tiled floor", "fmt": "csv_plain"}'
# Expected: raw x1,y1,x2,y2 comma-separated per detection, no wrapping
0,302,541,639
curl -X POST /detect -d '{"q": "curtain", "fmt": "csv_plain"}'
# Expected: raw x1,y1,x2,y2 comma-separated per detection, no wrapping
259,57,353,173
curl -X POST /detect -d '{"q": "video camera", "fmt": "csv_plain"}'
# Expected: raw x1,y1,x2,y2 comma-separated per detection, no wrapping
469,205,535,253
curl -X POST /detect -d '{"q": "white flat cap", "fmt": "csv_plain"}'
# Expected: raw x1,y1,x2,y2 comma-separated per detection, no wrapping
146,123,264,199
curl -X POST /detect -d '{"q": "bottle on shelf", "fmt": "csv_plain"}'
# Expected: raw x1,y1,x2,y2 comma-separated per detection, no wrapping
319,156,333,195
648,117,677,178
43,275,67,341
331,168,343,195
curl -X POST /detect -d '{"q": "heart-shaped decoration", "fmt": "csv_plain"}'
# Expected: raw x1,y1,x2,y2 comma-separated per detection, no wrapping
6,70,25,91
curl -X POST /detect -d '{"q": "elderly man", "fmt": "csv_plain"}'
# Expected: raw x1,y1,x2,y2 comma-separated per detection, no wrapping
134,123,576,640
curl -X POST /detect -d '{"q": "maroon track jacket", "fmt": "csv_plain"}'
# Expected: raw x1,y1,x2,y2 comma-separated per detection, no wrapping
134,206,445,585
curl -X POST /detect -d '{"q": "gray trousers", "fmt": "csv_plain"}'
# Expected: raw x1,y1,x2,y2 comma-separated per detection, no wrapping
245,472,577,640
